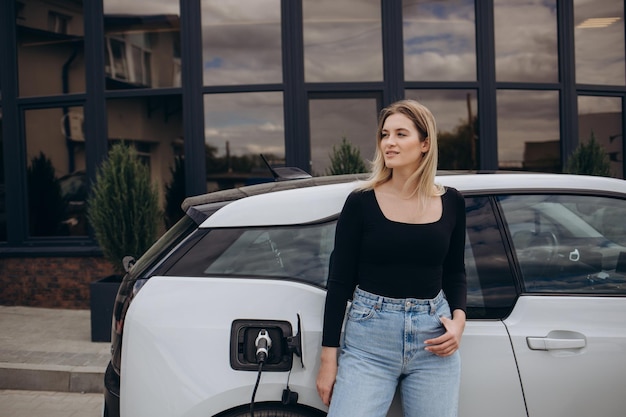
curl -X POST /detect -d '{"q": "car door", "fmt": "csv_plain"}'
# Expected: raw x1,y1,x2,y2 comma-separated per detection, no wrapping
458,196,526,417
498,193,626,417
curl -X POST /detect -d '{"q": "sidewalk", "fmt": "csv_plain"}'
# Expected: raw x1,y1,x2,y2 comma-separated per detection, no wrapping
0,390,103,417
0,306,110,394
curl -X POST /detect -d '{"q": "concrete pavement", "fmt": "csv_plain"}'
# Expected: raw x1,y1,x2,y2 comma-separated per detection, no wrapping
0,306,110,394
0,390,102,417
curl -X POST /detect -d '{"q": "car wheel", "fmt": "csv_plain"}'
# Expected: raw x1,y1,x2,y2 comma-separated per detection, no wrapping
219,404,325,417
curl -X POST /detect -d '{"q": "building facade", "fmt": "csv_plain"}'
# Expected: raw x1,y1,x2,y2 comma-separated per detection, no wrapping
1,0,625,307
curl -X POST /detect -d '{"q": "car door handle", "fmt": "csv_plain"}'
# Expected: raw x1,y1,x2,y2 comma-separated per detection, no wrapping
527,331,587,351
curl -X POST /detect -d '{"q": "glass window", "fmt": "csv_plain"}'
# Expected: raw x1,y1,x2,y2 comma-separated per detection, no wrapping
464,196,518,319
494,0,558,83
405,90,478,170
202,0,282,86
303,0,383,82
164,222,336,287
204,92,284,191
497,90,560,172
574,0,625,85
309,98,378,176
402,0,476,82
577,96,623,178
24,107,87,237
499,194,626,294
104,1,181,89
106,96,183,226
17,0,85,96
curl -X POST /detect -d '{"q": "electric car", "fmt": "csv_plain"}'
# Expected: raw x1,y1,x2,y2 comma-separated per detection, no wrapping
103,172,626,417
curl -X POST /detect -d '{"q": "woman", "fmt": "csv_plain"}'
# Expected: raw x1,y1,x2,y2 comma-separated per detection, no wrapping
316,99,467,417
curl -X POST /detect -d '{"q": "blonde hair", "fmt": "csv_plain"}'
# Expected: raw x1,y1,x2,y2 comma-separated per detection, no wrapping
358,99,444,207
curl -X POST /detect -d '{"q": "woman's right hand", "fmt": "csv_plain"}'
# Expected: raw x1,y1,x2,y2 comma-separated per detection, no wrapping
316,346,338,406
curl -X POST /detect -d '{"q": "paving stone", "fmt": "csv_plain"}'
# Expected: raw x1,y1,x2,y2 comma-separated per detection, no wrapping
0,306,110,393
0,390,102,417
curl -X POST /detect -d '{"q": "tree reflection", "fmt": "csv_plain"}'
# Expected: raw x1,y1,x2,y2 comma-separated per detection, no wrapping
438,116,479,170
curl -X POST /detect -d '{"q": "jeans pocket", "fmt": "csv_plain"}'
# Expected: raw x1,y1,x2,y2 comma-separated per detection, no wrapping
434,301,452,326
347,301,376,322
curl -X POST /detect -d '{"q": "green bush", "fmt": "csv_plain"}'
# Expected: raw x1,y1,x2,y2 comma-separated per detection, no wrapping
566,131,611,177
87,143,161,274
326,136,367,175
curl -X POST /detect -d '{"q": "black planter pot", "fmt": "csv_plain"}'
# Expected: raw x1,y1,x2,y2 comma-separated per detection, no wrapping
90,275,122,342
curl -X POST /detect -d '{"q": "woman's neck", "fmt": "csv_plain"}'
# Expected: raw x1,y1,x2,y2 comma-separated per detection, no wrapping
386,170,417,198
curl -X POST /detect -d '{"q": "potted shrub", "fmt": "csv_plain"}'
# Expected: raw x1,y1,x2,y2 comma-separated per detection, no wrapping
87,142,161,341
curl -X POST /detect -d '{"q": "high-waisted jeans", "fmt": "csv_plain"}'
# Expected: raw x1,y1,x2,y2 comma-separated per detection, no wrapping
327,286,461,417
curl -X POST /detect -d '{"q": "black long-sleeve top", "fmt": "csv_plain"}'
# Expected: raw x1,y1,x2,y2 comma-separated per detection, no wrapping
321,187,467,347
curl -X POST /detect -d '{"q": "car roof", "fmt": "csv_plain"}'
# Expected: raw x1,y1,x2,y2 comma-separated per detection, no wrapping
195,173,626,228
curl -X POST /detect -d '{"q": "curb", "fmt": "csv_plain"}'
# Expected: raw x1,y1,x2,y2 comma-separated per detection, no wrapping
0,363,104,393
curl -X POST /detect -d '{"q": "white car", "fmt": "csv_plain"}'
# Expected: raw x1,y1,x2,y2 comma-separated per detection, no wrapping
103,172,626,417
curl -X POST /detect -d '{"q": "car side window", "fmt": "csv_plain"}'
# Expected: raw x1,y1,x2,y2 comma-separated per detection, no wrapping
498,194,626,294
464,196,518,319
164,222,336,287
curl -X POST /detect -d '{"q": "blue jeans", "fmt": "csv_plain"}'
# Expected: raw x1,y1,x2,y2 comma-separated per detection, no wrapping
327,287,461,417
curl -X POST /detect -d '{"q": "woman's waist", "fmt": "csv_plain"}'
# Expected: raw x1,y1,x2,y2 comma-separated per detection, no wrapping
352,285,446,312
356,269,442,299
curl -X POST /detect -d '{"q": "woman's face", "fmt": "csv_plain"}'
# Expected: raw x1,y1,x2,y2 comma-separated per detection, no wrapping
380,113,429,171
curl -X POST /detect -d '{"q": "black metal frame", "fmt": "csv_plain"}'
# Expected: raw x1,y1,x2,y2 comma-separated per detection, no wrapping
1,0,625,253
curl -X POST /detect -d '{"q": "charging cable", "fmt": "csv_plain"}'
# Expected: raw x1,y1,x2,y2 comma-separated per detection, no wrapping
251,329,272,417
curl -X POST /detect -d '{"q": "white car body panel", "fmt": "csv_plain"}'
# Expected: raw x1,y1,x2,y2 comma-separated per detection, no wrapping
504,296,626,417
122,277,329,417
458,321,527,417
200,182,358,228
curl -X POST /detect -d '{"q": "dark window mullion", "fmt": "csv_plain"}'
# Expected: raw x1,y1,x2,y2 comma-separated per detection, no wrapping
476,0,498,170
381,0,404,107
0,0,27,245
558,0,578,168
16,94,87,108
180,0,206,196
281,0,308,171
84,0,108,188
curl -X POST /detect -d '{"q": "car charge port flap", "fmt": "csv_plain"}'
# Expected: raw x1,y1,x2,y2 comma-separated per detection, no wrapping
230,319,294,371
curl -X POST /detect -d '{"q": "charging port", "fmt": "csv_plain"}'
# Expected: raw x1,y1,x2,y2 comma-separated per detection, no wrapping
230,319,293,371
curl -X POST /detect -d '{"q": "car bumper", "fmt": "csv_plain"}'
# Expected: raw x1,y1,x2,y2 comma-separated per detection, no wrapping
103,362,120,417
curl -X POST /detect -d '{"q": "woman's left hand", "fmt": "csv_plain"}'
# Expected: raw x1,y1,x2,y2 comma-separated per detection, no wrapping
424,309,466,357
